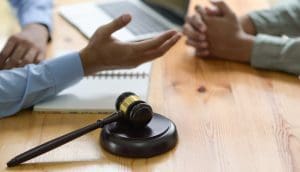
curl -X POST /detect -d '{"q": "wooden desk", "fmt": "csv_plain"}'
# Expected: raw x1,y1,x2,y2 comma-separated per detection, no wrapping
1,0,300,171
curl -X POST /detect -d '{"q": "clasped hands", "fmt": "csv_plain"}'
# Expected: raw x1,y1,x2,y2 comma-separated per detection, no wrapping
183,0,254,63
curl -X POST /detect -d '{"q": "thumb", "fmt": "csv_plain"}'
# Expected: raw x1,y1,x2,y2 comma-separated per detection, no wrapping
210,0,233,16
205,6,223,16
102,14,131,36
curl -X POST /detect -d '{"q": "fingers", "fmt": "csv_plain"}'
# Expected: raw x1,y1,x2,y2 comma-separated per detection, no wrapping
209,0,233,16
0,35,44,69
185,39,210,57
186,39,208,49
186,14,206,32
19,48,39,67
205,6,223,16
3,45,28,69
34,52,45,64
133,30,177,51
183,23,206,41
0,37,17,68
195,5,208,21
196,49,210,57
101,14,131,37
141,33,181,60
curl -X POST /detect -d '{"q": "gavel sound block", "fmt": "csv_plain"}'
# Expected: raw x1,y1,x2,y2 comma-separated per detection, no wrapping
101,113,177,157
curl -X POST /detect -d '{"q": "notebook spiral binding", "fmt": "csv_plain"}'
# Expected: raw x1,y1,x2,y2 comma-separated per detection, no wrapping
86,71,149,79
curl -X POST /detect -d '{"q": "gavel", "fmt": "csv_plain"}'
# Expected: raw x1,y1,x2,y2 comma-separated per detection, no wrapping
7,92,153,167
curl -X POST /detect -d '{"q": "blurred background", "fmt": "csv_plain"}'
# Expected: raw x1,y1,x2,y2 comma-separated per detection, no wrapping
0,0,279,47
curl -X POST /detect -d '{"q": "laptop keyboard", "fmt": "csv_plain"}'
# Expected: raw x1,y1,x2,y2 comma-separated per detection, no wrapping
98,1,170,36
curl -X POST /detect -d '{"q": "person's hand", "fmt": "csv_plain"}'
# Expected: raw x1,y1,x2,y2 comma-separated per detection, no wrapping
80,14,181,75
197,0,254,62
184,1,254,62
184,0,256,62
183,6,210,57
0,24,49,69
204,5,257,35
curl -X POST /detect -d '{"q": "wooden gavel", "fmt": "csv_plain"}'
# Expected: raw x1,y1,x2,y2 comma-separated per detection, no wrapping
7,92,153,167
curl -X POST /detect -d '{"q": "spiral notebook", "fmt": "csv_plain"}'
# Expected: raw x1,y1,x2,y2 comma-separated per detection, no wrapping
34,63,152,113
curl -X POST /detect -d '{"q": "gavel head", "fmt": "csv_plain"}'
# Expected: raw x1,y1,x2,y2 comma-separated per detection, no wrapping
116,92,153,128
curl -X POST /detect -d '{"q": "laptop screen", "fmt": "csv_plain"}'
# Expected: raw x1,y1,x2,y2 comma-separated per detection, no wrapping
142,0,189,25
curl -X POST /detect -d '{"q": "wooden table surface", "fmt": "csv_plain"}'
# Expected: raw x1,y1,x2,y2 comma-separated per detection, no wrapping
1,0,300,171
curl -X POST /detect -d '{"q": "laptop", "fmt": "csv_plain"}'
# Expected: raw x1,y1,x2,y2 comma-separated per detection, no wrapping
59,0,190,41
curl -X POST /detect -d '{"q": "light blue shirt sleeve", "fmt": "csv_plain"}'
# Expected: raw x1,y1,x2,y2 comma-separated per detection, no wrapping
0,52,84,117
9,0,53,32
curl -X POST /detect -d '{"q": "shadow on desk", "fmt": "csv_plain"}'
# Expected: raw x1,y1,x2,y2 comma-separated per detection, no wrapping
194,57,300,97
6,159,104,171
5,149,173,171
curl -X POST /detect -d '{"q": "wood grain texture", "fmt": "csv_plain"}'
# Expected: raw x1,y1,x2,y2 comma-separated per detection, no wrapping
1,0,300,171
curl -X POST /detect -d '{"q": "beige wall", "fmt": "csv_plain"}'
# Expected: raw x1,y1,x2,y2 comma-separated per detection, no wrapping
268,0,279,4
0,0,18,38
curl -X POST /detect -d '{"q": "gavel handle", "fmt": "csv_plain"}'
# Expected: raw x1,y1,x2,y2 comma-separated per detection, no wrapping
7,112,121,167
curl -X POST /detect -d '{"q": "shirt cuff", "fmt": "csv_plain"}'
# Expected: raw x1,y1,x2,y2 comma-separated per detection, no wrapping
20,10,53,41
248,10,281,36
44,52,84,94
250,34,297,74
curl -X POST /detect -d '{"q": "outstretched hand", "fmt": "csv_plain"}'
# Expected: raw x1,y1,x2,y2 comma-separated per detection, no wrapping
80,14,181,75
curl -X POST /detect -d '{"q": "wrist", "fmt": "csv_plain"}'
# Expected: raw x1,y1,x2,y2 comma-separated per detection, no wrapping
240,15,257,35
79,47,92,76
79,47,105,76
23,23,50,43
237,32,254,63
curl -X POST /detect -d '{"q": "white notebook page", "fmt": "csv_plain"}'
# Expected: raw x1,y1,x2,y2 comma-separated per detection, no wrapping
34,63,152,113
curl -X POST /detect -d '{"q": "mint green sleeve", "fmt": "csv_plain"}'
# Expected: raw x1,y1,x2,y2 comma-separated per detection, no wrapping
248,0,300,37
251,34,300,75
